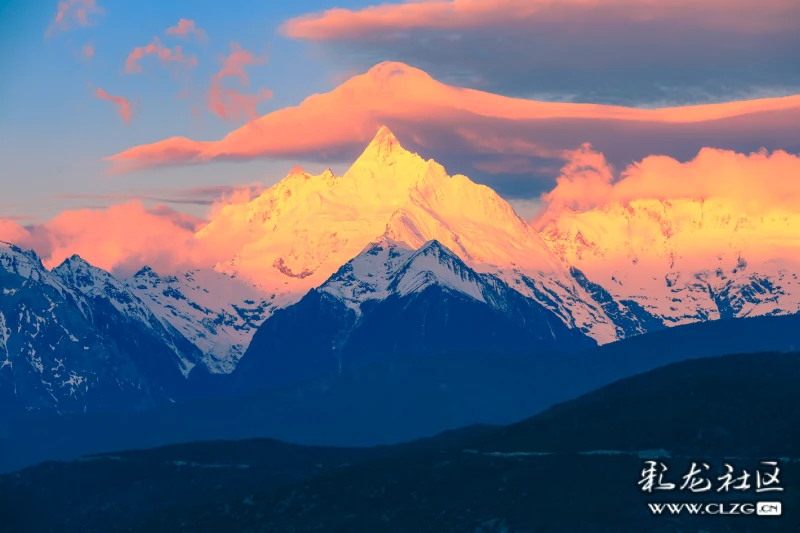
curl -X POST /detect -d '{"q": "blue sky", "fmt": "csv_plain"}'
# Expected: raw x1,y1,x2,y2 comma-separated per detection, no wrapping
0,0,378,222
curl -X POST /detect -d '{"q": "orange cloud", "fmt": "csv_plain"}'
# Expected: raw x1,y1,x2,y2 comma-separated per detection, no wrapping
207,43,271,122
538,145,800,224
283,0,798,39
46,0,104,37
1,183,274,276
125,38,198,74
30,202,201,273
3,203,227,276
165,19,207,42
106,62,800,199
0,219,32,245
282,0,800,107
146,204,207,232
95,88,132,124
209,87,273,123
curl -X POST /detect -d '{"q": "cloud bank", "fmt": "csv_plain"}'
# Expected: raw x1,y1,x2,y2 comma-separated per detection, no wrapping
282,0,800,105
540,145,800,220
0,185,265,276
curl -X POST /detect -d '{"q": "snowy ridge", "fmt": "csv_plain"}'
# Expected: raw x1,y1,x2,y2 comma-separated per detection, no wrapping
540,198,800,326
1,244,142,412
1,241,71,297
126,267,277,373
53,255,161,331
52,256,201,375
388,241,486,302
321,238,487,312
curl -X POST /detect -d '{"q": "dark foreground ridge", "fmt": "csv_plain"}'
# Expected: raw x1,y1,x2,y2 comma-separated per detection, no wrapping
2,352,798,532
2,312,799,474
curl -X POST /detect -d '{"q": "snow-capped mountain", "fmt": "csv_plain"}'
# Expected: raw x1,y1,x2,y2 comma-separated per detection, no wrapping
539,198,800,325
193,126,631,344
231,238,595,391
52,256,202,375
7,126,799,411
125,267,276,373
319,237,488,309
0,242,192,413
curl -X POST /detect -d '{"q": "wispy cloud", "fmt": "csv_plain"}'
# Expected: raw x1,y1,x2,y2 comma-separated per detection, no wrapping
46,0,104,37
165,19,207,42
282,0,800,106
124,37,198,74
94,88,132,124
207,43,272,122
0,214,36,222
82,43,94,58
54,184,267,206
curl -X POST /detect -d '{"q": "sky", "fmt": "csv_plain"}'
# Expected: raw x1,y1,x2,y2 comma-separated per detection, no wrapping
0,0,799,271
0,0,379,223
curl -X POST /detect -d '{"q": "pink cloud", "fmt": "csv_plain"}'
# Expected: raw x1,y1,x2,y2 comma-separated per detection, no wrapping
125,38,198,74
209,87,273,123
281,0,800,107
106,62,800,194
146,204,207,232
0,220,32,245
283,0,798,39
165,19,207,42
207,43,271,122
30,202,202,273
46,0,104,37
95,88,132,124
537,145,800,224
1,183,273,276
1,203,221,276
82,43,94,58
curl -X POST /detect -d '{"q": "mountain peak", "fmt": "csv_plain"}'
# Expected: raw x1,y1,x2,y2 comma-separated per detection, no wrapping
0,241,46,273
55,254,91,270
356,125,407,164
133,265,158,279
372,125,397,145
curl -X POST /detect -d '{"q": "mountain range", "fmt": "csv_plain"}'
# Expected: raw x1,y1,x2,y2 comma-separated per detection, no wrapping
4,351,797,532
2,126,799,413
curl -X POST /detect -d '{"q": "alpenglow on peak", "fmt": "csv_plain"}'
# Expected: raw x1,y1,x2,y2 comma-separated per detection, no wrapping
357,125,406,165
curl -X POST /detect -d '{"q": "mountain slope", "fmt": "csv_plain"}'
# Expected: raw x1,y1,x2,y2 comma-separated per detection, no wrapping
540,198,800,326
3,311,798,474
0,242,195,413
5,352,797,533
230,238,595,391
130,352,800,533
125,267,276,373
